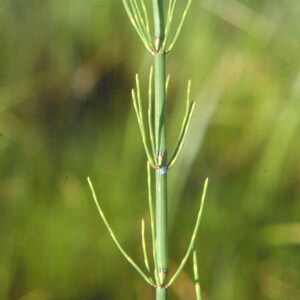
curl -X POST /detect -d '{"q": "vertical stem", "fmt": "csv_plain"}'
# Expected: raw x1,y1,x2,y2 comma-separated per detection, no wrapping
153,1,168,299
152,0,165,51
156,286,167,299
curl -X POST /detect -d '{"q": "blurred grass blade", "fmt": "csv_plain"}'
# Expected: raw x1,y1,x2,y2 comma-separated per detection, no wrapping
261,223,300,245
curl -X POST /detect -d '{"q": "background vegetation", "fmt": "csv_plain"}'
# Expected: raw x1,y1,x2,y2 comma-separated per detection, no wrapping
1,0,300,299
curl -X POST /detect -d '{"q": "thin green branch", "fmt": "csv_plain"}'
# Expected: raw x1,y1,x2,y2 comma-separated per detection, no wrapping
165,74,170,96
167,0,193,52
135,74,143,113
163,0,177,50
166,0,176,24
123,0,144,37
193,249,202,300
148,66,156,163
147,162,159,284
141,219,151,273
122,0,155,52
87,177,155,287
131,0,153,47
139,0,151,38
168,81,195,168
132,0,146,29
132,79,157,168
132,88,142,124
168,101,195,168
167,178,208,287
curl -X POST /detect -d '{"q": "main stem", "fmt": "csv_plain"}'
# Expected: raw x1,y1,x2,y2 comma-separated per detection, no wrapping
153,1,168,299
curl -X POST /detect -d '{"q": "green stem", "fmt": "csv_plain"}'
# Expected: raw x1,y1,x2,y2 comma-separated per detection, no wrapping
155,52,168,298
152,0,165,51
153,1,168,299
156,287,168,299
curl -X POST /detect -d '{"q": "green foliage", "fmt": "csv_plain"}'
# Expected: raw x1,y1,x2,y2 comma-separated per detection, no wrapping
1,0,300,299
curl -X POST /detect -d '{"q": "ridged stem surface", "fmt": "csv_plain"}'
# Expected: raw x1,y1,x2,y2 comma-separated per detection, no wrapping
153,1,168,299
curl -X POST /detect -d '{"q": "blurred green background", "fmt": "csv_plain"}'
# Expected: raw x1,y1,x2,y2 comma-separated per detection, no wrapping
1,0,300,299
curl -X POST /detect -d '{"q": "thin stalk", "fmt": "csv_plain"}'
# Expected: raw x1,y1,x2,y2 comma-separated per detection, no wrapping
168,178,208,286
152,1,168,299
141,219,151,273
132,82,157,168
168,82,196,169
193,249,202,300
87,177,155,287
167,0,193,52
120,1,206,298
148,66,156,161
147,162,159,284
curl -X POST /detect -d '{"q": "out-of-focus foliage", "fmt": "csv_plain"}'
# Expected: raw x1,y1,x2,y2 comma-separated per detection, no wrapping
1,0,300,299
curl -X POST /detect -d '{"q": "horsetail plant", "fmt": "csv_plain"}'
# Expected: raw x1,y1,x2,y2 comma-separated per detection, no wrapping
88,1,208,299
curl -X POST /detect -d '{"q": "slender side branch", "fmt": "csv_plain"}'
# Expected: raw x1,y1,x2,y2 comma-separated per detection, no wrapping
87,177,155,287
147,162,160,284
193,249,202,300
168,178,208,286
140,0,151,33
163,0,177,50
168,101,195,168
165,74,170,97
131,0,152,47
168,81,195,168
132,77,157,168
148,66,156,162
167,0,193,52
122,0,155,52
141,219,151,273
